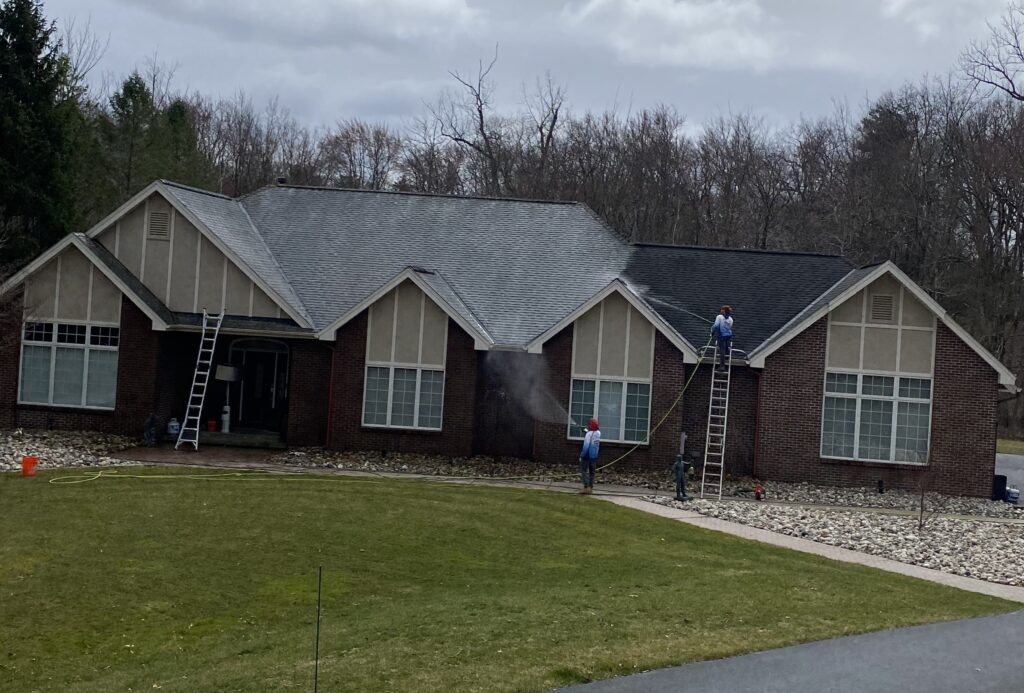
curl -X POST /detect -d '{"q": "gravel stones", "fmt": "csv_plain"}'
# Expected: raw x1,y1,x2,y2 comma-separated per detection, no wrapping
269,447,674,487
0,429,139,472
649,496,1024,587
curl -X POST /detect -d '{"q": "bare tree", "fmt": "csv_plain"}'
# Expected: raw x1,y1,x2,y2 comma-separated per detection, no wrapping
321,119,403,189
59,15,109,99
428,48,505,195
961,2,1024,101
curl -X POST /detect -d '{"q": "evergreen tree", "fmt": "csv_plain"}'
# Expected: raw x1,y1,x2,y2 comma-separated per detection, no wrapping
0,0,69,265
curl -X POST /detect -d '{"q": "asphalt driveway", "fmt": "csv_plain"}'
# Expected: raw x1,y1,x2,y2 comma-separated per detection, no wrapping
996,453,1024,493
561,610,1024,693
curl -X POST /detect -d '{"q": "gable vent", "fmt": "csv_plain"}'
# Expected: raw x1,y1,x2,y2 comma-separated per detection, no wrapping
870,294,895,322
148,211,170,240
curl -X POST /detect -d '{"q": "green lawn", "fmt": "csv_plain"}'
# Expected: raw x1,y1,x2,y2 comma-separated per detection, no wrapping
997,438,1024,455
0,468,1014,692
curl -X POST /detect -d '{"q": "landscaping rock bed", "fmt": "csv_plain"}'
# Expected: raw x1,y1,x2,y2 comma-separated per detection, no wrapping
0,429,139,472
269,447,676,488
649,496,1024,587
719,479,1024,519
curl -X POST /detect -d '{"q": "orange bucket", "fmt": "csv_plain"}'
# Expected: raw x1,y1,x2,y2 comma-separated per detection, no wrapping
21,456,38,477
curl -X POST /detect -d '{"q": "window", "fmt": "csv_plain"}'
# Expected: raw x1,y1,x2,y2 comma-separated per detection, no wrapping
19,322,120,409
362,366,445,430
821,373,931,464
361,280,448,431
570,378,651,443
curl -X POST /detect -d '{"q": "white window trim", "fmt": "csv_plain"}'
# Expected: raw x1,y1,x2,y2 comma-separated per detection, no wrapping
567,376,652,445
17,320,120,411
361,284,448,431
361,365,445,431
819,371,933,465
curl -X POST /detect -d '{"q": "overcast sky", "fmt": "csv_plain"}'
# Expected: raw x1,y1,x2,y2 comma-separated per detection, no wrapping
46,0,1009,129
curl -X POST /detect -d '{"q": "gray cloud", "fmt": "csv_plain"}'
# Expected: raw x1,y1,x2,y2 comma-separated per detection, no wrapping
48,0,1010,128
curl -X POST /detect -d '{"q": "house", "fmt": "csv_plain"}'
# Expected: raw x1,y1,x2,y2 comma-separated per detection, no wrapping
0,180,1016,496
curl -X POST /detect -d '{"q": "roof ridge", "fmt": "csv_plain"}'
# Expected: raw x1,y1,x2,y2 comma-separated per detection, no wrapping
634,241,847,260
250,182,582,206
158,179,233,200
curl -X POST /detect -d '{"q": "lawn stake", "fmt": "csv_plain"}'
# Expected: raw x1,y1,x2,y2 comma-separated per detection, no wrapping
314,565,322,693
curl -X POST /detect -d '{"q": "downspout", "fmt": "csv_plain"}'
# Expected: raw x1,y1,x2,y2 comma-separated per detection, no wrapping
325,340,338,449
752,369,763,480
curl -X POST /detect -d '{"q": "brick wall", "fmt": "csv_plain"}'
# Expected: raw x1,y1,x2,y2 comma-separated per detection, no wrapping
681,364,758,477
327,311,476,456
286,340,331,446
533,327,686,471
1,300,160,436
756,318,998,497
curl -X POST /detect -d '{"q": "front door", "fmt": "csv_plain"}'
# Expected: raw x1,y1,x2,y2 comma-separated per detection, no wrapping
233,341,288,432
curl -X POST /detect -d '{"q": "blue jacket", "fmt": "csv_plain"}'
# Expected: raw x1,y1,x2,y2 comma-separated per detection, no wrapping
712,314,733,338
580,430,601,460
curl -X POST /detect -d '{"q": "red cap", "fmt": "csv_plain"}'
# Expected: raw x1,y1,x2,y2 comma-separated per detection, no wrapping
587,419,600,431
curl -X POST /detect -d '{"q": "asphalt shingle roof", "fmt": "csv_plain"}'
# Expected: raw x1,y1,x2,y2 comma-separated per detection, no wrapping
623,244,854,353
158,181,861,353
238,185,629,345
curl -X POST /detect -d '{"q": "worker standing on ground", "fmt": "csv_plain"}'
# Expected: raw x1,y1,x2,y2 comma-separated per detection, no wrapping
579,419,601,495
712,305,733,371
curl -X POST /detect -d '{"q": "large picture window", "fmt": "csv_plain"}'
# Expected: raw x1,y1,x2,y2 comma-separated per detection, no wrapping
569,378,651,443
362,366,444,430
19,322,120,409
821,372,931,463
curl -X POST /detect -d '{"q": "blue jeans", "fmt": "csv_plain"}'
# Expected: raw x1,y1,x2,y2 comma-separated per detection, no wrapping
717,335,732,367
580,456,596,488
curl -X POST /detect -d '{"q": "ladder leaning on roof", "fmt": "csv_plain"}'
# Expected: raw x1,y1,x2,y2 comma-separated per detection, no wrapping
699,344,737,499
175,310,224,451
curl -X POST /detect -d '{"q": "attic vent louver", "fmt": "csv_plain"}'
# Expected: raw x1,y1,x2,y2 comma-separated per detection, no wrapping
148,211,170,240
870,294,895,322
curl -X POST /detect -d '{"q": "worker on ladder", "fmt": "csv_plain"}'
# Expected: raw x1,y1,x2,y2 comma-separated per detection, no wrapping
711,305,733,371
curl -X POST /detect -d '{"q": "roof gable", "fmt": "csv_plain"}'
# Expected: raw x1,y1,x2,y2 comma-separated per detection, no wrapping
81,181,311,328
0,233,172,329
318,266,495,348
748,262,1018,391
525,280,699,361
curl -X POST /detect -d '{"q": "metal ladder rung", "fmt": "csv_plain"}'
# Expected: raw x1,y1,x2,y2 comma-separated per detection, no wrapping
701,344,734,499
175,309,224,451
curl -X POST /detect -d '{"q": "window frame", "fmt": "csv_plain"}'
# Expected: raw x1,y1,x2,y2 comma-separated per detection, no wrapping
819,369,933,465
567,376,652,444
361,364,446,431
17,319,121,411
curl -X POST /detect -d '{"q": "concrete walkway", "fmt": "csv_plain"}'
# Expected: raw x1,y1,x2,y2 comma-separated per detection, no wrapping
560,609,1024,692
597,495,1024,603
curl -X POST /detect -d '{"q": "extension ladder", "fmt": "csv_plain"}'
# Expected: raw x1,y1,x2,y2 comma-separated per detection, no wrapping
700,345,735,499
175,310,223,450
